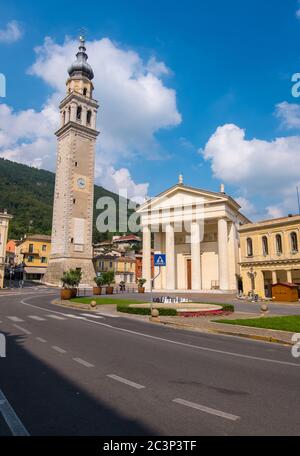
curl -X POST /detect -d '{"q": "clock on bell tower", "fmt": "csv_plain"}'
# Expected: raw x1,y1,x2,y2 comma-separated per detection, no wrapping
44,35,99,286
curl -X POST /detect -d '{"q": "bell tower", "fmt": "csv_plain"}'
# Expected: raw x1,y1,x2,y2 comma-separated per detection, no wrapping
44,35,99,286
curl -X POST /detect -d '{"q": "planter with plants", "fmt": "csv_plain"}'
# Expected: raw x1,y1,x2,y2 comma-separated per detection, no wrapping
93,274,105,295
137,278,147,293
60,268,82,300
102,271,115,295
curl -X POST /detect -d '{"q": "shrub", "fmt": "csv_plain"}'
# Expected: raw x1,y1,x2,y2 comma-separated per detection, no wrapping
94,274,106,287
137,278,147,288
220,304,234,313
61,268,82,288
101,271,115,286
117,305,177,316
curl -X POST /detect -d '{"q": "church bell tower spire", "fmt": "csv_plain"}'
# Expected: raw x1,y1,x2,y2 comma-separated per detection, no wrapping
44,35,99,286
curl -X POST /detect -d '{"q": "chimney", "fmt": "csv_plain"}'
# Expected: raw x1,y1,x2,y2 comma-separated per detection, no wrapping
220,183,225,193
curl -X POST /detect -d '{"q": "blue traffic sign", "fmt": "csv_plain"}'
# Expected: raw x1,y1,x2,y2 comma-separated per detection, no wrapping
154,254,166,267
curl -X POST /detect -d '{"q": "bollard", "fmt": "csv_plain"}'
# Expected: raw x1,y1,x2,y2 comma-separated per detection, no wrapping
260,303,269,317
150,308,160,322
90,300,97,310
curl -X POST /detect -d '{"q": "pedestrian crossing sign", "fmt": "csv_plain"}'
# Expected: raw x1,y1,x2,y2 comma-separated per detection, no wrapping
154,254,166,267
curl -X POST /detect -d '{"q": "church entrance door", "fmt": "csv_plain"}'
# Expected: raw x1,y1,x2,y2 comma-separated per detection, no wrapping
187,259,192,290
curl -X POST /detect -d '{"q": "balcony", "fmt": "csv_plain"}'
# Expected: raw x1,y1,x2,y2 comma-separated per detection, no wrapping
20,248,46,256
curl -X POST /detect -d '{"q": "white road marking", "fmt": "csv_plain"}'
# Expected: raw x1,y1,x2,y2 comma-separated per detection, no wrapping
173,398,240,422
62,314,86,320
28,315,46,321
0,389,30,436
46,314,66,320
20,296,300,368
107,374,145,390
36,337,47,343
52,346,66,354
73,358,94,368
80,313,104,319
13,324,31,335
96,312,119,318
7,316,24,322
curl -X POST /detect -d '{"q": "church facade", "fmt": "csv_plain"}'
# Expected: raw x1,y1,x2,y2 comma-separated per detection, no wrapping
44,36,99,286
137,179,249,292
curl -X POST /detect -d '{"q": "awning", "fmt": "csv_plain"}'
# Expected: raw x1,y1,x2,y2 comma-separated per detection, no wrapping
24,267,47,275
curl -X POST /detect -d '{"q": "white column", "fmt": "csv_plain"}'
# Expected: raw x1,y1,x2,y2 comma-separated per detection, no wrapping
191,221,202,290
287,270,293,283
92,110,97,129
142,225,151,291
70,103,77,122
272,270,277,285
81,106,87,126
165,223,175,290
218,218,229,290
153,231,162,289
66,107,70,123
227,221,239,290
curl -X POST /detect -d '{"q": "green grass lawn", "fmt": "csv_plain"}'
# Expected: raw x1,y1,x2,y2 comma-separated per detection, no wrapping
70,297,146,306
216,315,300,332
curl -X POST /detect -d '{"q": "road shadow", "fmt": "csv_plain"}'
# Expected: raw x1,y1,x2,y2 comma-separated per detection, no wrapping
0,331,156,436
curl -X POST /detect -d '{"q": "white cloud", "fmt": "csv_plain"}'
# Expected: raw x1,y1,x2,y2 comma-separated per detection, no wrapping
235,197,257,217
202,123,300,217
0,36,181,199
275,101,300,129
0,20,22,43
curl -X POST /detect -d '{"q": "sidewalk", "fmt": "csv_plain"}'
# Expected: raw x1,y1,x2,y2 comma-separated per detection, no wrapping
158,312,295,345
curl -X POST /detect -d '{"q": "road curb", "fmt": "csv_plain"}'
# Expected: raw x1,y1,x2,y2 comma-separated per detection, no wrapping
158,320,292,346
51,299,99,312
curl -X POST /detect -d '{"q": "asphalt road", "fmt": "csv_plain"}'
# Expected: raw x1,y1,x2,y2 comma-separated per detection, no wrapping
0,288,299,436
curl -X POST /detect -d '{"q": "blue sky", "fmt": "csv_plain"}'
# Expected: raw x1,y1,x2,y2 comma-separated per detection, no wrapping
1,0,300,219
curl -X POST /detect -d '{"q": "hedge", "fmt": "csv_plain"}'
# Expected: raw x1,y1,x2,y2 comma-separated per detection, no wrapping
219,304,234,313
117,303,234,316
117,305,177,316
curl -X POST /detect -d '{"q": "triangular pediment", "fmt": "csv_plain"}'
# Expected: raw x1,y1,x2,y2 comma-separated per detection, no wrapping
138,185,230,213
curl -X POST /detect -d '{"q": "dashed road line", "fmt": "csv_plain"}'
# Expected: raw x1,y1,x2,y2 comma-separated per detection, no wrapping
96,312,119,318
36,337,47,343
7,316,24,323
0,389,29,436
28,315,46,321
52,346,67,354
80,313,104,319
13,324,31,335
107,374,145,390
73,358,94,368
20,296,300,368
62,314,86,320
173,398,240,421
46,314,66,320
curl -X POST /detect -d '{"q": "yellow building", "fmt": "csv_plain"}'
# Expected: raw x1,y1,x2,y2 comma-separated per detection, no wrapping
16,234,51,281
0,210,13,288
239,215,300,298
94,255,136,285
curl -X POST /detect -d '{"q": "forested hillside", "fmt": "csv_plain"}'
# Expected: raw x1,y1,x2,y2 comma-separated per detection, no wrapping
0,158,136,242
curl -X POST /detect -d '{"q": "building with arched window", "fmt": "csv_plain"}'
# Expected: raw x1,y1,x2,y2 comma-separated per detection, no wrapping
239,215,300,298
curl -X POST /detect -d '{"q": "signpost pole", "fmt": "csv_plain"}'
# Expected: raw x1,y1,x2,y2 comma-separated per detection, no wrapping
151,254,166,315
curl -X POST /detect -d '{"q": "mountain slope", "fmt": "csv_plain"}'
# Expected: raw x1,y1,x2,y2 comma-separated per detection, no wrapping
0,158,135,242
